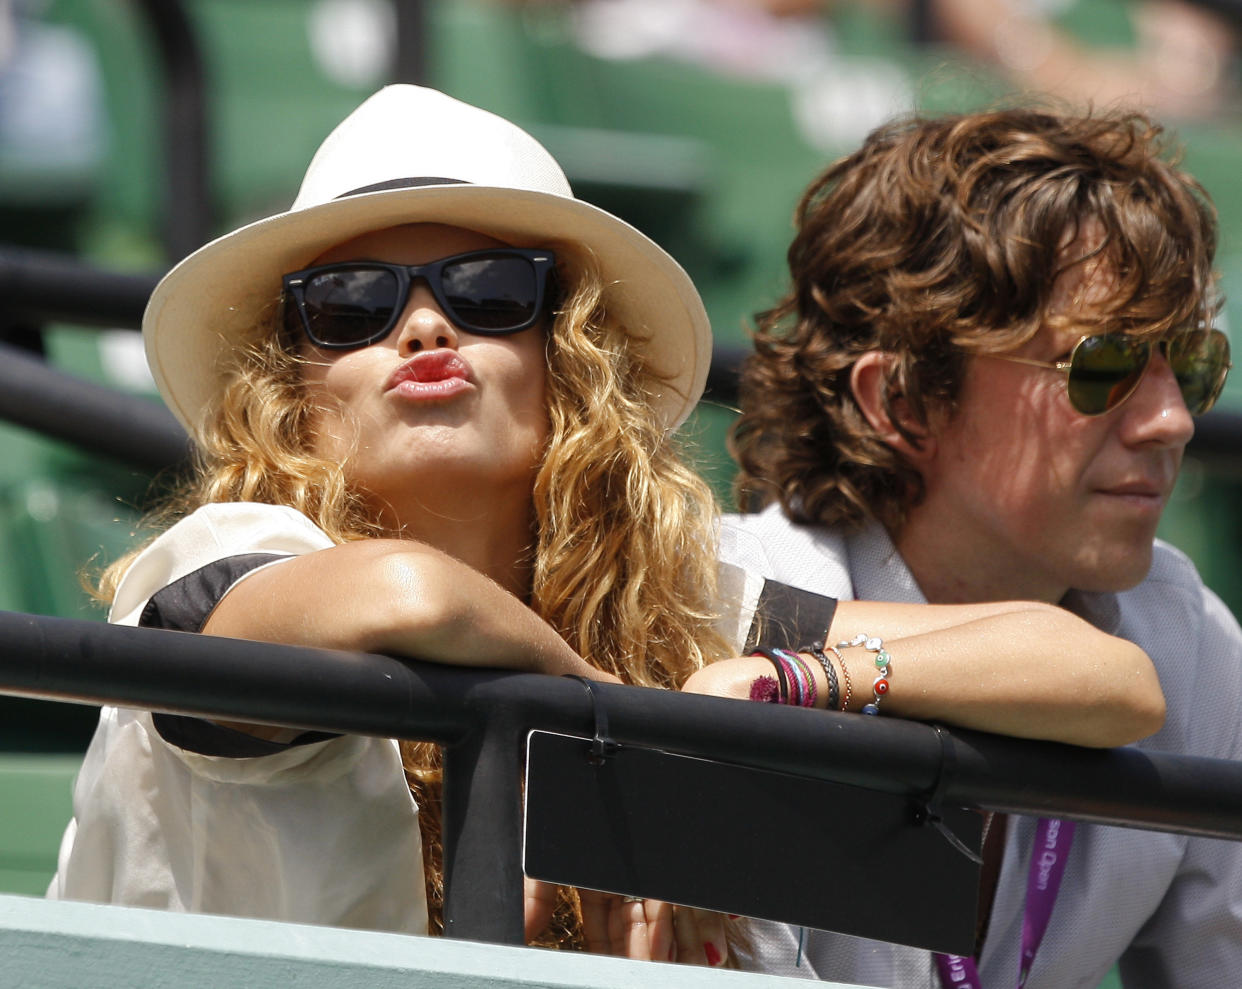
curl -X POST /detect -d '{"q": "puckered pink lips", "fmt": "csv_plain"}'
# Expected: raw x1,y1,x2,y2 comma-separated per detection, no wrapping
385,351,475,401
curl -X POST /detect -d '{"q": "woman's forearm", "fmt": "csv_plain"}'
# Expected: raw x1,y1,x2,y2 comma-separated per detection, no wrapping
203,539,610,681
686,599,1164,748
829,602,1164,746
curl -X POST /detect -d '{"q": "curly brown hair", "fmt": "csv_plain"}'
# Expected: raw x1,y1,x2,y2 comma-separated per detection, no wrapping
731,106,1219,534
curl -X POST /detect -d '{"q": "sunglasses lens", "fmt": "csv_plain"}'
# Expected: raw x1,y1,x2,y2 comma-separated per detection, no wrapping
1067,335,1149,415
290,251,549,348
301,267,400,347
1168,328,1231,415
440,254,541,332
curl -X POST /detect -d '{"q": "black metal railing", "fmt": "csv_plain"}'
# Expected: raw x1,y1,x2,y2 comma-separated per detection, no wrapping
3,609,1242,947
0,340,189,472
132,0,211,261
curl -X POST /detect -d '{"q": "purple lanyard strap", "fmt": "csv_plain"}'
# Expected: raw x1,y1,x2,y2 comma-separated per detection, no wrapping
935,817,1076,989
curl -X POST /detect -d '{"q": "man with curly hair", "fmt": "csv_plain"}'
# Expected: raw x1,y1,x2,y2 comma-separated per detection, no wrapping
720,107,1242,987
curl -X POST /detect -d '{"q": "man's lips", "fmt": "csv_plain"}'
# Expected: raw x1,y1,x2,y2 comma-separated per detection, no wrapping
385,352,474,398
1095,479,1170,502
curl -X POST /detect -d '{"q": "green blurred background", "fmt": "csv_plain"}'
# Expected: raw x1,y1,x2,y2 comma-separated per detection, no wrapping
1,8,1240,963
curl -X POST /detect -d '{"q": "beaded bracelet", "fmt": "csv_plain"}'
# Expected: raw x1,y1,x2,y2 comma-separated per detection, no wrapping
804,642,840,712
836,633,891,715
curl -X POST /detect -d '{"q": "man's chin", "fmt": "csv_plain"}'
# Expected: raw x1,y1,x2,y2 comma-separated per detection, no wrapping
1073,545,1156,594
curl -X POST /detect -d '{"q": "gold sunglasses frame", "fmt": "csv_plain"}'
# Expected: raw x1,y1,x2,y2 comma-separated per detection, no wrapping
986,330,1231,417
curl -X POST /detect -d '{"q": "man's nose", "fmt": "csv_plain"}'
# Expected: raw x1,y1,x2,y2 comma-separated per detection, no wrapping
1117,351,1195,450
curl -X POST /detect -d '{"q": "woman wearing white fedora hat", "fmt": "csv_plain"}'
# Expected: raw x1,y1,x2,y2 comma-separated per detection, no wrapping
48,83,729,954
47,85,1162,965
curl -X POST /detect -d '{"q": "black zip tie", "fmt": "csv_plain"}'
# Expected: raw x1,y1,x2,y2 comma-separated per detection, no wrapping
564,675,619,764
915,723,984,865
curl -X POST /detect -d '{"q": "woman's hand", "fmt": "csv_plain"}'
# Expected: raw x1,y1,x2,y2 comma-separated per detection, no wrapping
527,878,727,966
523,877,559,943
580,890,675,961
579,890,728,967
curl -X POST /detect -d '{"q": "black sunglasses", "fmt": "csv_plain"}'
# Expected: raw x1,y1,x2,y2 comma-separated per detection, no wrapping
282,248,557,349
989,328,1231,416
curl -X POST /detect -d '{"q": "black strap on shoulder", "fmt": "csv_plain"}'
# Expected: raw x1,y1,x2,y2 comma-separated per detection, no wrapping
139,552,288,633
139,551,338,757
744,579,839,654
151,714,338,758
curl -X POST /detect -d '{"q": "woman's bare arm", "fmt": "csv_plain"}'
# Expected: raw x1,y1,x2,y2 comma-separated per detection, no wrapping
199,539,612,739
685,599,1165,748
204,538,606,678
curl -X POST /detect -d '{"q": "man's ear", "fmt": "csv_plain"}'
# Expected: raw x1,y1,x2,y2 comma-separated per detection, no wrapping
849,351,936,465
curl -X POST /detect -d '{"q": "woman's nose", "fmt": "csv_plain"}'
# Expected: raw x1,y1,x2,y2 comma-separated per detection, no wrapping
394,282,459,354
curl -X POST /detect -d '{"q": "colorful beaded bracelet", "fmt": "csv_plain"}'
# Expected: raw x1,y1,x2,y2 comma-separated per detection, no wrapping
836,633,891,715
837,646,853,712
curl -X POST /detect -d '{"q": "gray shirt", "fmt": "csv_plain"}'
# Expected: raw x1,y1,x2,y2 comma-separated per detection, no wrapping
719,506,1242,989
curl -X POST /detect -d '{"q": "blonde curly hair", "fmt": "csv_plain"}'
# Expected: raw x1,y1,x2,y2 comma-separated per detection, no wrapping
100,241,729,943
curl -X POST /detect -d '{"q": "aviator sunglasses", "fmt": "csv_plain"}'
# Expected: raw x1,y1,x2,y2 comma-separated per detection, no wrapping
988,328,1231,416
282,248,557,349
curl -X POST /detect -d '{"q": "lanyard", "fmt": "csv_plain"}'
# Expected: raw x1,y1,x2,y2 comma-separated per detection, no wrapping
935,817,1076,989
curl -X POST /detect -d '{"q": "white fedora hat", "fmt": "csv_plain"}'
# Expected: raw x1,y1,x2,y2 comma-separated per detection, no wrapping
143,84,712,440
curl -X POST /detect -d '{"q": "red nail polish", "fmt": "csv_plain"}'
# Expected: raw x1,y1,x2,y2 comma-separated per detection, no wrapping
704,942,722,967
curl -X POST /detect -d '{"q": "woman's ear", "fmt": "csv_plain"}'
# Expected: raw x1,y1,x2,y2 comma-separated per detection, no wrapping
849,351,936,465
